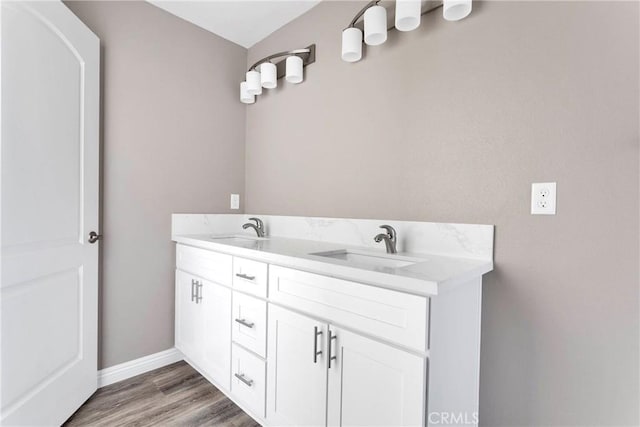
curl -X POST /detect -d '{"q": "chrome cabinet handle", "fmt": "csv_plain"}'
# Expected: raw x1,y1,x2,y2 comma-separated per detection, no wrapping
235,273,256,281
313,326,323,364
328,329,337,369
191,279,196,302
196,282,203,304
234,318,255,328
234,373,253,387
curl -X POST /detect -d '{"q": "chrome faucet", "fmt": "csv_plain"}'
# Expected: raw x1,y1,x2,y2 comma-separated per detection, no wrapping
242,217,265,237
374,225,397,254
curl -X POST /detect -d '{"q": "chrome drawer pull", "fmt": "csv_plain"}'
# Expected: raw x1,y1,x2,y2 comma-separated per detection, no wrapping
235,273,256,281
328,330,337,369
196,282,203,304
234,318,255,329
234,373,253,387
191,279,196,302
313,326,323,364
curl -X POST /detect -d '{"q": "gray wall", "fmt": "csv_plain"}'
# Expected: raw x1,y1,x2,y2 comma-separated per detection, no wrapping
66,1,247,369
246,1,639,426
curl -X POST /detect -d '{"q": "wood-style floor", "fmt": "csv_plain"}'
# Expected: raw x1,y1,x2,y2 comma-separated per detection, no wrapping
64,361,259,427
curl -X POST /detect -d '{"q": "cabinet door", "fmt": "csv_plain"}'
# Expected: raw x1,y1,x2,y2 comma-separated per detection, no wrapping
200,280,232,391
267,304,327,426
175,270,203,365
327,327,426,427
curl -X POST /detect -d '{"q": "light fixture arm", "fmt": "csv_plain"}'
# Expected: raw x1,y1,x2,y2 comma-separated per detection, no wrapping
248,47,313,72
345,0,444,32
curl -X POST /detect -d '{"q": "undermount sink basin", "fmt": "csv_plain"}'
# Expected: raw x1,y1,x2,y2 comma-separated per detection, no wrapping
310,249,421,269
209,235,267,242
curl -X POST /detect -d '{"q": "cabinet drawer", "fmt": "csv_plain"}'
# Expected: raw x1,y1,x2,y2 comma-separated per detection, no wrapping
176,244,232,286
269,265,429,352
232,292,267,358
232,257,268,298
231,343,266,418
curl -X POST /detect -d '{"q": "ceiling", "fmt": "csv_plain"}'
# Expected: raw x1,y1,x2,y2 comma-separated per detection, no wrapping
148,0,321,48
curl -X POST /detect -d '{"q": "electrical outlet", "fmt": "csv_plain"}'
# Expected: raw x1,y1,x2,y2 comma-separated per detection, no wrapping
230,194,240,210
531,182,556,215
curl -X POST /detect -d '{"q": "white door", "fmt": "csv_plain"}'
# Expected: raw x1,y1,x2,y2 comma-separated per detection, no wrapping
201,280,231,391
1,1,100,425
327,327,426,427
266,304,327,426
175,270,202,365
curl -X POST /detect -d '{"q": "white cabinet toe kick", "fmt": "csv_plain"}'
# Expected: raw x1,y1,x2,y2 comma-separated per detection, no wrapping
175,243,486,427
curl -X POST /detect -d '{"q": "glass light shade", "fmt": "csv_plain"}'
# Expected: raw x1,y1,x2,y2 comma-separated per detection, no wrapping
240,82,255,104
260,62,277,89
246,70,262,95
341,27,363,62
443,0,472,21
285,56,303,84
364,5,387,46
395,0,421,31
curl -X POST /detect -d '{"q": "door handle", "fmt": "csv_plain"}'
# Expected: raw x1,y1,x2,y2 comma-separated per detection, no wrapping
191,279,196,302
313,326,323,363
88,231,102,244
234,318,255,328
328,329,337,369
235,273,256,281
234,373,254,387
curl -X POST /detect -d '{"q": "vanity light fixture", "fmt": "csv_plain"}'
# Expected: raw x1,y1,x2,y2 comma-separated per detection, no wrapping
443,0,472,21
341,27,363,62
364,4,387,46
239,44,316,104
260,62,277,89
341,0,472,63
395,0,421,31
285,56,304,83
240,82,255,104
246,69,262,96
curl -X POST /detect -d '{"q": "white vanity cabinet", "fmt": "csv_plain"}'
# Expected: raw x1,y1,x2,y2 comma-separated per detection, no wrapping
266,265,429,427
231,343,267,418
175,270,204,366
229,256,269,417
266,303,426,427
266,304,328,426
174,242,484,427
200,281,232,390
232,291,267,358
233,257,268,298
268,265,429,352
327,326,426,427
174,247,232,391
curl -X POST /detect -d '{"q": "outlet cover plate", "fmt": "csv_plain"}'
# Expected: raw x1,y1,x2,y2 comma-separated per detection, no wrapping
531,182,556,215
230,194,240,210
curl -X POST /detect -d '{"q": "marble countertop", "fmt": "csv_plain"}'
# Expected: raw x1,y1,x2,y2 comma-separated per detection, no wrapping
172,233,493,296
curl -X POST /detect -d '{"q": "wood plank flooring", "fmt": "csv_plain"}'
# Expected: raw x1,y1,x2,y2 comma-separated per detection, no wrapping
64,361,259,427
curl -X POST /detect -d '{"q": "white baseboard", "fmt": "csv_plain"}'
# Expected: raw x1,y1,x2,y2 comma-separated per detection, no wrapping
98,347,183,388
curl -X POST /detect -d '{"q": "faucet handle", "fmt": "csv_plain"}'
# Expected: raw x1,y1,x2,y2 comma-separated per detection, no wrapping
248,217,264,230
379,225,396,240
